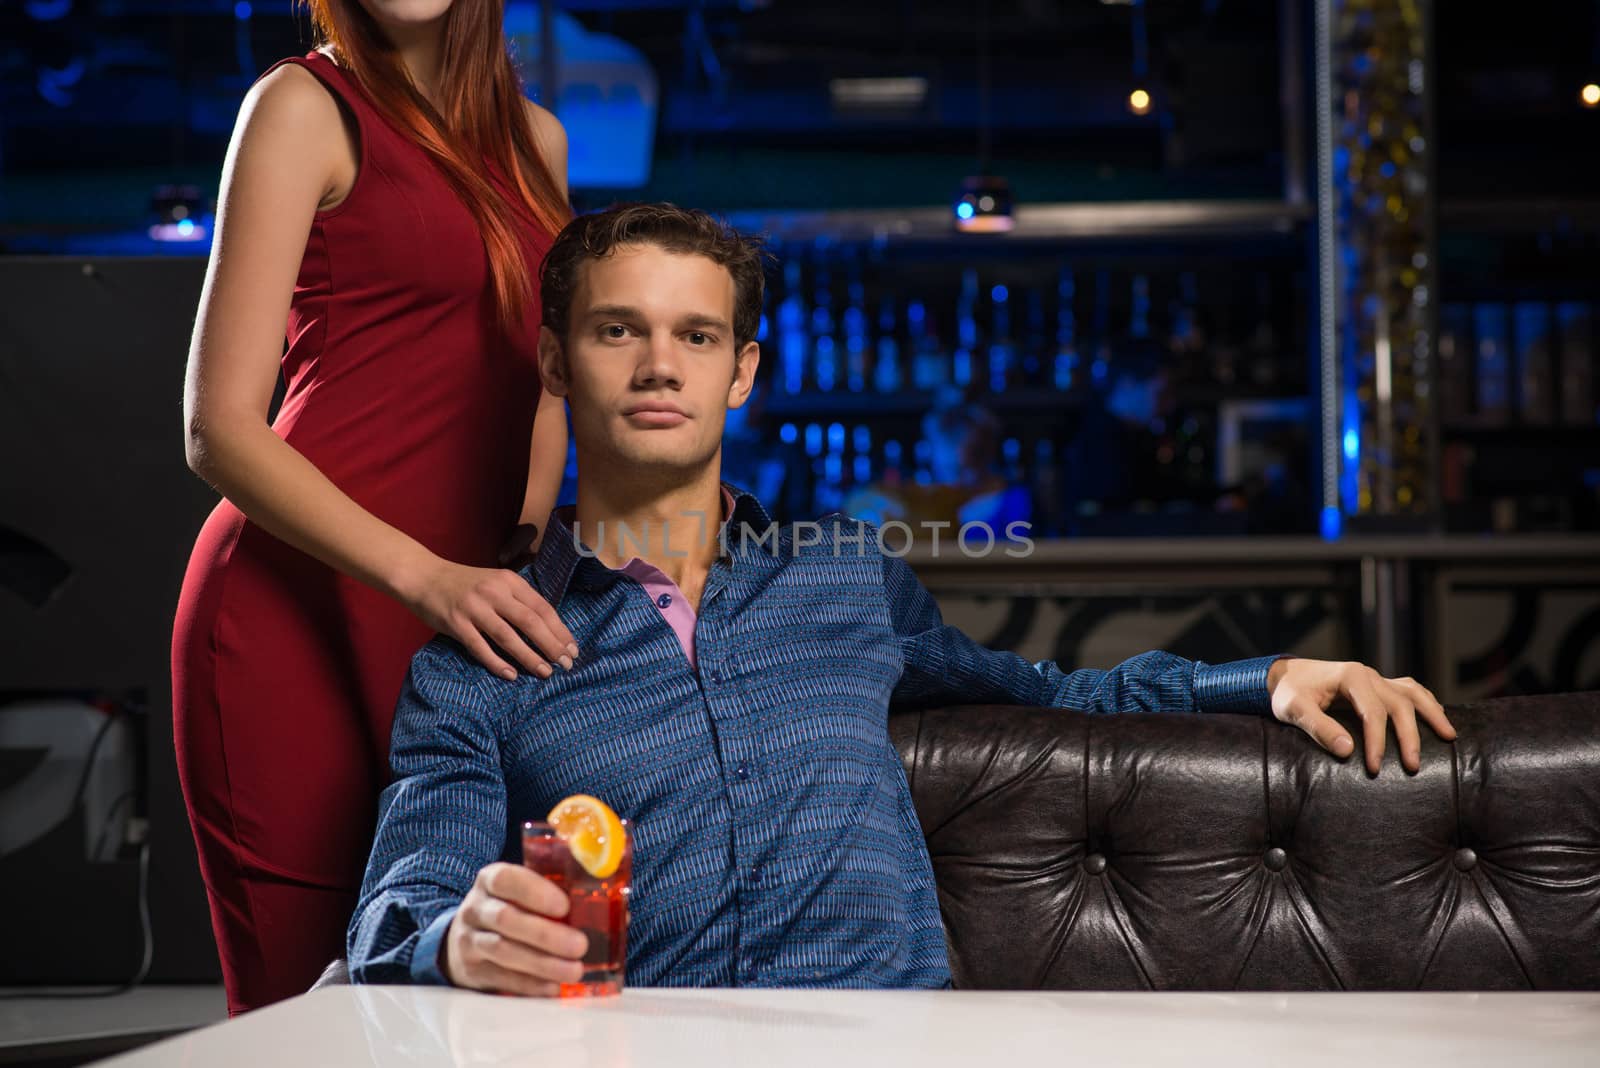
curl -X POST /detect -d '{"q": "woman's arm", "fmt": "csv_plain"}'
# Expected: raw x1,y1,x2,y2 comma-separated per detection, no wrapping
518,389,568,541
184,66,575,680
517,100,571,546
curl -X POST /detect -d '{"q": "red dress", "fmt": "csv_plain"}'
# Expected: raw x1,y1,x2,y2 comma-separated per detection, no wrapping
171,51,555,1014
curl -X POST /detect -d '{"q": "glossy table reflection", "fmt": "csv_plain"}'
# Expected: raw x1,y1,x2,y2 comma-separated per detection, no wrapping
97,987,1600,1067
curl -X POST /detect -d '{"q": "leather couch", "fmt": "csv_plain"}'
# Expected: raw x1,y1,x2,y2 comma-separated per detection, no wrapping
889,692,1600,990
318,691,1599,993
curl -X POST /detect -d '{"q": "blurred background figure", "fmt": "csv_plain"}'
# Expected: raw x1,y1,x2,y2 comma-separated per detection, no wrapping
846,388,1031,537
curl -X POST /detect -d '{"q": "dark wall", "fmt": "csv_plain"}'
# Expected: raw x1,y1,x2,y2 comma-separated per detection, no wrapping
0,256,221,981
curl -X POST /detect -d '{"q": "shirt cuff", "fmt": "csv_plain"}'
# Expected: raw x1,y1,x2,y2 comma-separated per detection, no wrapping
1192,655,1286,715
409,906,460,986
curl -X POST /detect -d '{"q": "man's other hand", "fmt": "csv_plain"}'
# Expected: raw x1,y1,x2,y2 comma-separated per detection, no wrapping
442,862,589,996
1267,659,1457,774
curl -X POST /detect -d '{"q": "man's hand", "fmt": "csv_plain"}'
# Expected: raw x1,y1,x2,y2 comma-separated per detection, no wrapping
442,863,589,996
1267,659,1457,774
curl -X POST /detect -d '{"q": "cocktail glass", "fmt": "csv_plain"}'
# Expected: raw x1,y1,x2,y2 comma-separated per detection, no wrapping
521,818,631,997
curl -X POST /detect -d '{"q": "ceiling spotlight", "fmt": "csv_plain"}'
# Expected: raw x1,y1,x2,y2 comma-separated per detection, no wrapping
1582,83,1600,108
954,174,1013,233
1128,87,1152,115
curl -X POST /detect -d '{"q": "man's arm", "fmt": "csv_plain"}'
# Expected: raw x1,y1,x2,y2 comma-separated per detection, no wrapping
880,544,1281,716
347,640,509,985
878,535,1457,771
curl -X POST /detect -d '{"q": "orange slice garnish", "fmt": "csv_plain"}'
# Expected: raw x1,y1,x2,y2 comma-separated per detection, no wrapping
547,794,626,879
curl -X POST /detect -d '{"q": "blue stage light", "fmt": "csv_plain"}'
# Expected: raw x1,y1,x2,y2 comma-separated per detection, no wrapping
1343,428,1359,461
235,1,252,19
955,201,975,221
991,284,1008,303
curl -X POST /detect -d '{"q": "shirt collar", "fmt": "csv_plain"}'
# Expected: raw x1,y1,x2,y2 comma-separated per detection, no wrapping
527,482,774,606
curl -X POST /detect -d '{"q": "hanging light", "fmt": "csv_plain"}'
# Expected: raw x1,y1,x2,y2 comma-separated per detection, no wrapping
1127,0,1151,117
954,175,1014,233
954,4,1013,233
1581,83,1600,108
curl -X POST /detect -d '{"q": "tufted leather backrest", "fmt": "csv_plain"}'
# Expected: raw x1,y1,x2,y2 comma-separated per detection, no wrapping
889,693,1600,990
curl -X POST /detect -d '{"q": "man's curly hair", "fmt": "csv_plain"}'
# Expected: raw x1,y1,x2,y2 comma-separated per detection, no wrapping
539,202,771,350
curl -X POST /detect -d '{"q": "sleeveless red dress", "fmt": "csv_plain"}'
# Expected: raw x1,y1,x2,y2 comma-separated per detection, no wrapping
171,51,556,1013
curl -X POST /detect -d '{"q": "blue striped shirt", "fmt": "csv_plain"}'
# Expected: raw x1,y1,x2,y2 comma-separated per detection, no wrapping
348,487,1280,988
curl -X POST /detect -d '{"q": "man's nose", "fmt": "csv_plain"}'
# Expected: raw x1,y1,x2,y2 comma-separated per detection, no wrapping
635,330,684,387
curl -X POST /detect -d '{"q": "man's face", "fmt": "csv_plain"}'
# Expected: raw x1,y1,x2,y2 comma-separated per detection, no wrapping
540,243,760,479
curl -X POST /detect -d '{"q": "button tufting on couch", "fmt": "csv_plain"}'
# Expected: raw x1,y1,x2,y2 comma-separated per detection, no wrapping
887,692,1600,990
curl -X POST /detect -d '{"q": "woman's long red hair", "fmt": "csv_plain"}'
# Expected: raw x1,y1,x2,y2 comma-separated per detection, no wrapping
306,0,571,334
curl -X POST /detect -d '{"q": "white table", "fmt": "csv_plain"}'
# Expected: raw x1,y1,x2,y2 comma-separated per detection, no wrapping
94,986,1600,1067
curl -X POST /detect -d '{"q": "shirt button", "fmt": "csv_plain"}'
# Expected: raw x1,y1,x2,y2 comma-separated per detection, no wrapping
734,762,749,781
750,868,762,885
656,593,672,609
709,668,723,684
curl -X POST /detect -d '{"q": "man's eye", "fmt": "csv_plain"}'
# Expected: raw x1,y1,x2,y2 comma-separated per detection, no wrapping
687,332,709,345
603,325,629,339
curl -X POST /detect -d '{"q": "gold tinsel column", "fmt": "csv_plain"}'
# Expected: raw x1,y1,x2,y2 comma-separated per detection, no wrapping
1317,0,1436,528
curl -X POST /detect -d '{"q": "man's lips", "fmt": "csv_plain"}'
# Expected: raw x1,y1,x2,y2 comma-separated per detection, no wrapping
622,402,690,427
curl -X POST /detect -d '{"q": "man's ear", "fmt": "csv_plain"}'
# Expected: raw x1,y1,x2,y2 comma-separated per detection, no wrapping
538,326,570,398
727,339,762,409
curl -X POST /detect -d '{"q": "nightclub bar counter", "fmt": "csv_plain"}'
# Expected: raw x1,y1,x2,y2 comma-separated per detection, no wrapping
912,533,1600,707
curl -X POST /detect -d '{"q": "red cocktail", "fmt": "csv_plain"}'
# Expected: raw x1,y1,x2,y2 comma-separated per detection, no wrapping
522,813,631,997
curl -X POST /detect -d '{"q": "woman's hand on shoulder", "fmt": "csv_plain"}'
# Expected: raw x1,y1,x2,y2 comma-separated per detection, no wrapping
396,556,579,682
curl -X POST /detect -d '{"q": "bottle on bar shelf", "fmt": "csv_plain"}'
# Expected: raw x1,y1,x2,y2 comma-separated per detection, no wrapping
1032,437,1059,535
852,424,873,485
874,295,902,394
844,264,869,394
1556,302,1595,426
912,438,934,486
1130,273,1151,340
777,259,807,396
1018,286,1044,387
953,268,978,388
1473,303,1511,426
882,439,904,487
1054,267,1078,392
988,281,1014,394
1170,271,1201,353
1002,437,1022,483
812,261,837,392
817,422,846,512
1089,268,1112,388
1512,301,1555,425
1437,302,1472,425
909,300,947,391
804,422,823,460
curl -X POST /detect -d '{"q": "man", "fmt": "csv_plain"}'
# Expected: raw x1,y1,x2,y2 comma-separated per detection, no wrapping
348,204,1455,994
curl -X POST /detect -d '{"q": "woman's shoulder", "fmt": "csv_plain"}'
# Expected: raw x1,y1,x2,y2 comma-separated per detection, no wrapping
521,99,565,141
521,98,568,194
245,55,348,133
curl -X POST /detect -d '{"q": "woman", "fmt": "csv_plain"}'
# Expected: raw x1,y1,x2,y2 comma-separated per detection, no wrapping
171,0,575,1014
